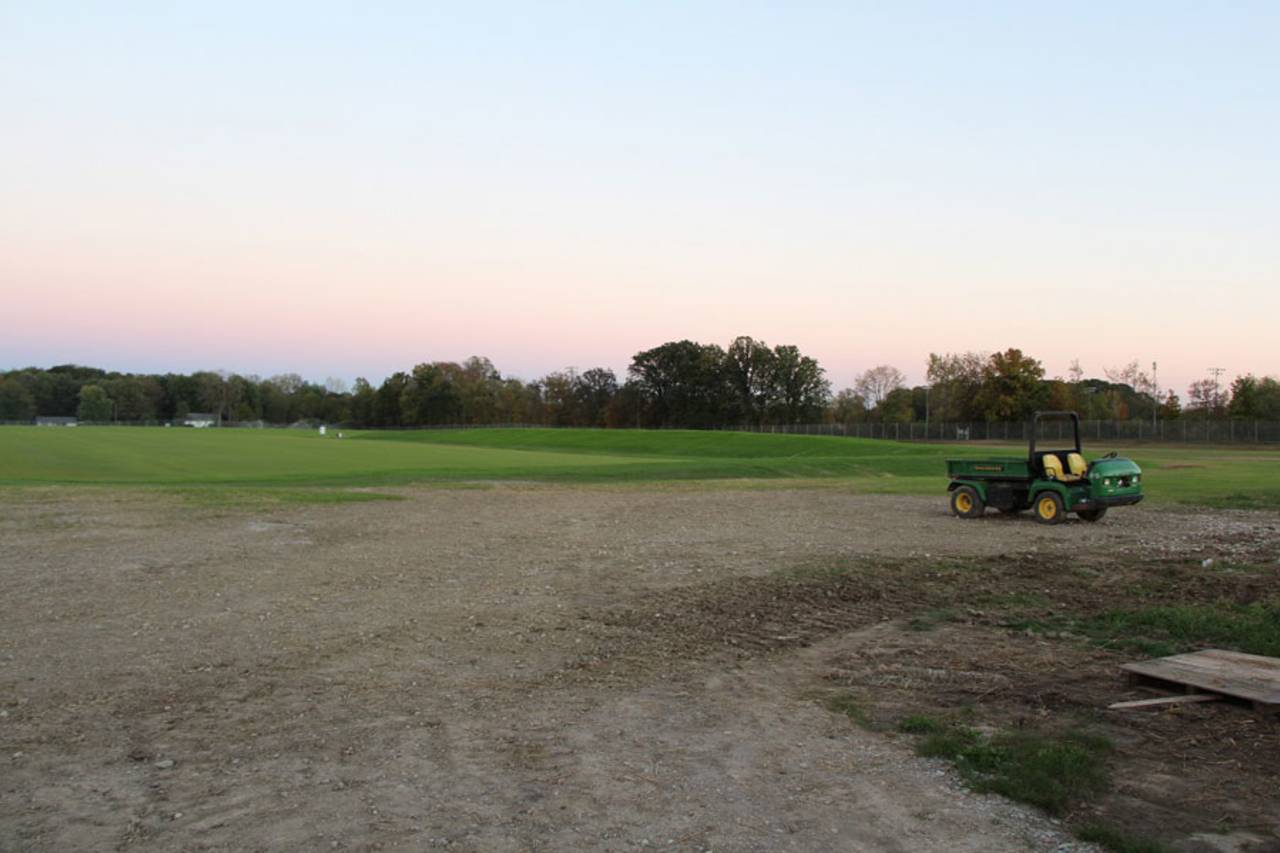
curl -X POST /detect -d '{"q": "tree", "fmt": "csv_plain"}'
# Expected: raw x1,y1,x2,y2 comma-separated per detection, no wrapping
973,349,1047,421
724,336,777,425
400,363,463,426
456,356,502,424
374,372,409,426
926,352,986,422
574,367,618,427
349,378,376,426
1185,379,1221,417
877,387,915,423
628,340,729,428
270,373,305,396
1228,375,1280,420
0,379,36,421
854,365,905,411
101,376,155,421
828,388,867,425
76,384,113,421
766,345,828,423
1104,361,1159,421
540,370,578,426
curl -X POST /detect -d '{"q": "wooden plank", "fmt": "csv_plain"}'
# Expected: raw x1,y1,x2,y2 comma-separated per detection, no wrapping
1120,649,1280,707
1108,693,1222,710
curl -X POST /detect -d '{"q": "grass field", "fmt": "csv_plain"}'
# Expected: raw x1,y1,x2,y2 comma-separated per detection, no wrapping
1,426,1278,507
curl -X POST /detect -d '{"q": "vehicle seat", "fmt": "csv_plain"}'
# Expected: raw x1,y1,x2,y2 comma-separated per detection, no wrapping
1041,454,1065,480
1067,453,1088,479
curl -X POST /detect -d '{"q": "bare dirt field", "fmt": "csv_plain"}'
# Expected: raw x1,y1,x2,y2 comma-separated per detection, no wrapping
2,486,1278,851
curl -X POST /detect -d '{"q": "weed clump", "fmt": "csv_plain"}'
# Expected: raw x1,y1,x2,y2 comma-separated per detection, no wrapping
898,716,1112,816
1074,821,1171,853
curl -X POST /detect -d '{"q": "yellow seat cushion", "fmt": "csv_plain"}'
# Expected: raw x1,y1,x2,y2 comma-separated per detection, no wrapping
1067,453,1088,478
1042,454,1064,479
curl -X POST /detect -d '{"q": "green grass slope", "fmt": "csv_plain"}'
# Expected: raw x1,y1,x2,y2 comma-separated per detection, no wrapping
0,426,1277,507
0,426,657,487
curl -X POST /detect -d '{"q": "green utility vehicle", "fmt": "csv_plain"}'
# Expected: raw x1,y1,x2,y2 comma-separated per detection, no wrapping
946,411,1143,524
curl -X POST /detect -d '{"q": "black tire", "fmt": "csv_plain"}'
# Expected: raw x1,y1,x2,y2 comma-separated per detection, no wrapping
950,486,985,519
1033,492,1065,525
1077,507,1108,523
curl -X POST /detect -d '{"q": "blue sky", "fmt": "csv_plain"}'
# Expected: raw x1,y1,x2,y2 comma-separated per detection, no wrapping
2,2,1276,395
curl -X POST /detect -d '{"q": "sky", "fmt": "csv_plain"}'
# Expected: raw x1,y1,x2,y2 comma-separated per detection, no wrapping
2,2,1277,396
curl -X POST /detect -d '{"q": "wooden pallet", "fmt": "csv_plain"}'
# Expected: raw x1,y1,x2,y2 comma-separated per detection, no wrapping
1120,649,1280,711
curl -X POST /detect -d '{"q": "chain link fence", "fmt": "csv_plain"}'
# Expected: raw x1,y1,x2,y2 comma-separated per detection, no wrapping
721,419,1280,444
6,418,1280,443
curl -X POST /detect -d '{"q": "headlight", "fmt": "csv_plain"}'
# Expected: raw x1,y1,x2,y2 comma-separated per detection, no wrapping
1133,475,1140,484
1104,478,1112,486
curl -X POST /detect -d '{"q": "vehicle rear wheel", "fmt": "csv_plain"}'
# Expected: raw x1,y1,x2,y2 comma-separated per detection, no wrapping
950,486,985,519
1033,492,1065,525
1077,507,1108,522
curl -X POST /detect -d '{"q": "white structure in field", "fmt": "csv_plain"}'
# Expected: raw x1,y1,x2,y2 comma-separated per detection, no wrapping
184,413,217,428
319,425,327,436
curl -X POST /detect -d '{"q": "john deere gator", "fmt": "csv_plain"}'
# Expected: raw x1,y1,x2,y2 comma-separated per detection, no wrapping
946,411,1143,524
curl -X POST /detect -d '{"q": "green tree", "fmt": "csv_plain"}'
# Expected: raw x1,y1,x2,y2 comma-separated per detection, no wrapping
769,345,830,423
877,387,915,423
724,336,777,425
76,384,113,422
375,372,409,426
828,388,867,425
540,370,578,426
349,378,376,426
574,367,618,427
400,363,462,425
973,349,1047,421
0,379,36,421
926,352,986,421
628,340,728,428
1228,375,1280,420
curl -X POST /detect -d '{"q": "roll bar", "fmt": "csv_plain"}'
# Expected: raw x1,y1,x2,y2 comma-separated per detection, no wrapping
1027,411,1081,461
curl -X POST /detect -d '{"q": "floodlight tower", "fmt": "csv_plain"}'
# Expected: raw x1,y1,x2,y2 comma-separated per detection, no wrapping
1208,367,1225,411
1152,361,1158,431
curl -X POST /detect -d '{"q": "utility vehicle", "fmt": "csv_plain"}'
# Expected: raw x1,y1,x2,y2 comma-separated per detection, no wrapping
946,411,1143,524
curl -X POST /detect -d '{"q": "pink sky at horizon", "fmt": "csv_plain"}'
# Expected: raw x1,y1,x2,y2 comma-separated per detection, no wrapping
4,233,1268,399
3,4,1276,400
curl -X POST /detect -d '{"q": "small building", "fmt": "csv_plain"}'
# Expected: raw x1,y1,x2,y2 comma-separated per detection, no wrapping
184,413,218,428
35,416,78,427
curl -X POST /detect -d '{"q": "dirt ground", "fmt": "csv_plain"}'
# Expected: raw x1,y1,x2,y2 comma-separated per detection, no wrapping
2,486,1278,852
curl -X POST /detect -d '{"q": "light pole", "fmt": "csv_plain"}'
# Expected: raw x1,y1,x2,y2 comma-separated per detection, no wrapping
1151,361,1158,433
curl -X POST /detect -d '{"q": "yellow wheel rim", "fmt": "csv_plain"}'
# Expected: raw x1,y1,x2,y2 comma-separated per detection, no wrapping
1038,497,1056,519
956,493,973,513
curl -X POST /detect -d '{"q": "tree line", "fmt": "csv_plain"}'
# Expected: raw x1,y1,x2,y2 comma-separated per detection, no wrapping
1,339,1277,428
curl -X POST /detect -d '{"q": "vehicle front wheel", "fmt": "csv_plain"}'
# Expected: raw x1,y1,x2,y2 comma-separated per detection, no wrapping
1077,507,1108,522
1033,492,1065,525
950,486,985,519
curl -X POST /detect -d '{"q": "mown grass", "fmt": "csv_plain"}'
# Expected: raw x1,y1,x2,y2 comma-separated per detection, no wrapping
1013,600,1280,659
0,426,1278,508
895,716,1112,816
